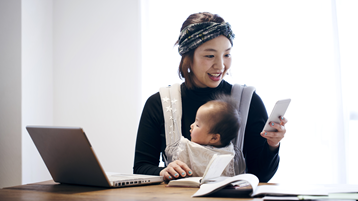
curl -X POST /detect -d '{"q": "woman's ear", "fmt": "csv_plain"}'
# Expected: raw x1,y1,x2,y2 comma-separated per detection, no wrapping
209,134,222,146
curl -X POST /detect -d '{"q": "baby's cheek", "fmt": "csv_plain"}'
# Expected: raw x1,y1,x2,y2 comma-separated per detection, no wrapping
190,134,196,141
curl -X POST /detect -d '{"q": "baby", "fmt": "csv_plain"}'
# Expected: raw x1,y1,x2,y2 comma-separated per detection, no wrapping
165,94,241,177
190,94,240,148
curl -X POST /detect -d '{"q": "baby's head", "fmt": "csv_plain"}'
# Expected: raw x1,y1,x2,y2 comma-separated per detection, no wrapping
190,94,240,147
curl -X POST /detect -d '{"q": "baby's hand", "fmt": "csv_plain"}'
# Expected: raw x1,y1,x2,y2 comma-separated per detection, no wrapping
160,160,193,181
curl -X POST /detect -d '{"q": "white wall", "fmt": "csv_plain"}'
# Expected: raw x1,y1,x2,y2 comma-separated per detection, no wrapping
0,0,22,189
21,0,54,184
52,0,142,174
0,0,141,188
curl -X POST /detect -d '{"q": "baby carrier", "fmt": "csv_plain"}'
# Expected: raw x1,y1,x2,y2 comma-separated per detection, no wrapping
159,83,255,176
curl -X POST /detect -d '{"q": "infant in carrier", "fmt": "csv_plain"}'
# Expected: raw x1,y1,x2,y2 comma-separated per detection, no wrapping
190,94,240,148
165,94,240,177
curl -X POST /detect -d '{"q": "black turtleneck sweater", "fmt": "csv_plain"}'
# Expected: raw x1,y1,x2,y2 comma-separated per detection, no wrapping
133,81,279,182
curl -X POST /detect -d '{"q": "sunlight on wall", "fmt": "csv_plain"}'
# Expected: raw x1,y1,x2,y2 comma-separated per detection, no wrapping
336,0,358,184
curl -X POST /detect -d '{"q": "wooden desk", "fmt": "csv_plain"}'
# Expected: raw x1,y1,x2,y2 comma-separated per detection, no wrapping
0,180,262,201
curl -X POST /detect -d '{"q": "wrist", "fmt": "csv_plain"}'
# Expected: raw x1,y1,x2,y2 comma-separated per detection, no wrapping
268,142,280,152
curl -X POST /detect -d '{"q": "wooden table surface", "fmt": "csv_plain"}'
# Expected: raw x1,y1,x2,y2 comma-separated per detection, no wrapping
0,180,263,201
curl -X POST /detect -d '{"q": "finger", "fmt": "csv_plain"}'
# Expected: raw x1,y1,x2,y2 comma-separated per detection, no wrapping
166,166,180,178
161,170,171,181
160,168,173,181
165,172,173,180
265,132,283,138
173,165,187,178
261,131,276,138
261,130,284,139
279,116,288,125
261,133,283,147
175,160,193,176
269,122,285,132
260,131,268,138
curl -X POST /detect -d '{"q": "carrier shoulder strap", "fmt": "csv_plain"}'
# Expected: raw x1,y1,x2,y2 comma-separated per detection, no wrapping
159,83,182,146
231,84,256,174
231,84,256,151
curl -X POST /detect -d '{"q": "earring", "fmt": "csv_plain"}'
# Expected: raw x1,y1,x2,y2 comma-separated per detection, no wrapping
226,69,231,76
187,68,191,73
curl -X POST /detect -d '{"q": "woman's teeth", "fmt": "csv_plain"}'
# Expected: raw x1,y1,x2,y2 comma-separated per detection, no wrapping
209,73,220,77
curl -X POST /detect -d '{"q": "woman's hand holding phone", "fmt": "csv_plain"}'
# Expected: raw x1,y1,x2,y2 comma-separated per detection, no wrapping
260,99,291,151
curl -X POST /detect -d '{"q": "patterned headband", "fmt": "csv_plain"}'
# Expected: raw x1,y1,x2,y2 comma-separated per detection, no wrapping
178,22,235,55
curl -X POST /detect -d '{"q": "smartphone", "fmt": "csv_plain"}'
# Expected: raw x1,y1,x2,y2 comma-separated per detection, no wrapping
262,99,291,132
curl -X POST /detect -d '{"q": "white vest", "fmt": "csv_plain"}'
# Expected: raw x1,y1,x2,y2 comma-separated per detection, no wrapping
159,83,255,176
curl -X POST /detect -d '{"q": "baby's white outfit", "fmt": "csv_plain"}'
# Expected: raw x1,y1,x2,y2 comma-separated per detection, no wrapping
159,83,255,177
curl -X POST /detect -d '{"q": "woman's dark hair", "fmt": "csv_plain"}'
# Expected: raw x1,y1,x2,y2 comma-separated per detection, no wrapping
176,12,225,89
206,94,240,147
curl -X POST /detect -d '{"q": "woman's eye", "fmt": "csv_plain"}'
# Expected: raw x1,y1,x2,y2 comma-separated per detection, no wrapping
205,55,214,58
225,54,231,57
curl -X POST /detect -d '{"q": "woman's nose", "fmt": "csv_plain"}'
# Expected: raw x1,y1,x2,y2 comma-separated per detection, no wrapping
214,57,225,71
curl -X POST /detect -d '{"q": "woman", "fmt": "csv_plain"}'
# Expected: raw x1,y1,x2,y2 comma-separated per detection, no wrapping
133,12,287,182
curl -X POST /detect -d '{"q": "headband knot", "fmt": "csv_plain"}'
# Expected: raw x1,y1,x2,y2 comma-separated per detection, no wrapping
178,22,235,55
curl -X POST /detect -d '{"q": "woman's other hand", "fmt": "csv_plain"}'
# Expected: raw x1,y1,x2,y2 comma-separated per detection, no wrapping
160,160,193,181
260,116,288,151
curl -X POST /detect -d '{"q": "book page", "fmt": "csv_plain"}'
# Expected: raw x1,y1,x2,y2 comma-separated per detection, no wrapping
253,183,358,197
252,184,329,197
167,177,202,187
192,173,259,197
201,154,234,183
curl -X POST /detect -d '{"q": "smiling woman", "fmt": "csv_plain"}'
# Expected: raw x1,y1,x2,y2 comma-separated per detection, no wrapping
134,11,285,183
176,14,235,89
190,35,232,88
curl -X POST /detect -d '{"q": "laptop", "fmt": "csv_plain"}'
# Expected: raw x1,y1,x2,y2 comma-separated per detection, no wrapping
26,126,163,188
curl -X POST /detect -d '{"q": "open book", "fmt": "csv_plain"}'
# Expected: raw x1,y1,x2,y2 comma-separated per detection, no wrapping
167,154,234,188
167,153,358,198
192,174,358,198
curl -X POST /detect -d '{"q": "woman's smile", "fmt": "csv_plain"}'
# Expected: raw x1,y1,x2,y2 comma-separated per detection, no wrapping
208,73,222,81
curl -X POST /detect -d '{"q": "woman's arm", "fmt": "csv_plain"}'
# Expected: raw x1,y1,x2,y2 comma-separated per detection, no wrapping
133,92,193,181
133,93,165,175
243,92,280,182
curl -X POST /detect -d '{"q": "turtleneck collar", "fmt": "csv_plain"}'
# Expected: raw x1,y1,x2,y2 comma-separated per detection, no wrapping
181,80,229,101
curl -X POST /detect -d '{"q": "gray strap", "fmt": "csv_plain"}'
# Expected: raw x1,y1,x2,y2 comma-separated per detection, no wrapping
231,84,256,150
231,84,256,174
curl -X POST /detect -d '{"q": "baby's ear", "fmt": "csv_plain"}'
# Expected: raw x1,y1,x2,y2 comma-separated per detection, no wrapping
209,134,222,146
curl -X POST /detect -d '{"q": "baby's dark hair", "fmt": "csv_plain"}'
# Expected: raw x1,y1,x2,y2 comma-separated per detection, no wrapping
206,94,240,147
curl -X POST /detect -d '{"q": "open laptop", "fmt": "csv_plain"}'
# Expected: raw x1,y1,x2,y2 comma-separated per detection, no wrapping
26,126,163,188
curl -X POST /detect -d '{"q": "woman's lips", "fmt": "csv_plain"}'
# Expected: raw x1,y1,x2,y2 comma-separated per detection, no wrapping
208,73,222,81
